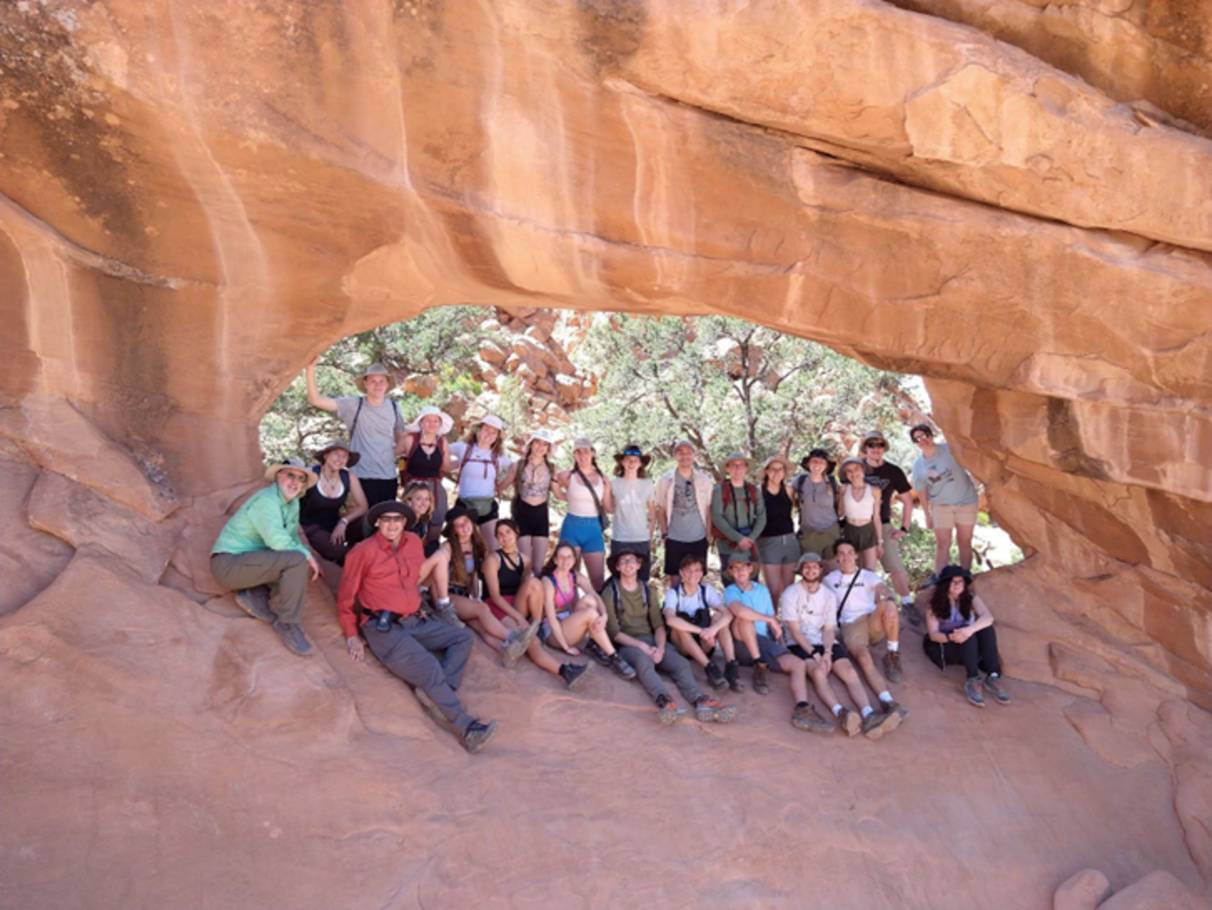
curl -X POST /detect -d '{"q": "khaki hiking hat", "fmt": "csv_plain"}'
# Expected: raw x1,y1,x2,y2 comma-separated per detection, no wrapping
861,429,888,448
355,363,394,393
265,458,318,490
762,453,791,474
797,551,823,570
839,456,866,476
724,451,750,469
313,438,361,468
407,405,453,436
479,414,505,431
572,436,595,451
527,428,558,446
672,438,695,453
727,549,756,566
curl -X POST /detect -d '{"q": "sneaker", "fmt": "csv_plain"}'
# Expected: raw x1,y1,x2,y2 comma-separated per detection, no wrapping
862,708,902,739
983,673,1011,704
791,703,834,735
461,719,497,754
584,638,613,668
655,694,683,726
694,696,738,724
558,662,590,689
724,660,745,693
705,660,726,689
881,697,909,721
233,586,273,622
839,708,862,737
432,599,464,628
964,677,985,707
882,650,903,683
500,620,539,668
608,652,637,680
272,620,313,657
752,661,770,695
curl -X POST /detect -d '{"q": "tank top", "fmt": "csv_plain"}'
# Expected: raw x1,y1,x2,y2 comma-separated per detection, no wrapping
761,485,794,537
549,572,579,612
300,467,349,532
519,461,552,502
490,551,525,598
939,601,973,634
567,471,605,518
842,482,876,524
405,437,444,479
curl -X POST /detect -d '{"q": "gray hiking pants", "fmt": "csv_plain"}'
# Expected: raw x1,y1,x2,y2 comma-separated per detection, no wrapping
619,634,704,705
211,549,308,624
365,615,475,734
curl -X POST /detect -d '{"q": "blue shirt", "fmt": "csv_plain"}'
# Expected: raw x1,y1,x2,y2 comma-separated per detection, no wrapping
723,580,774,638
912,443,978,507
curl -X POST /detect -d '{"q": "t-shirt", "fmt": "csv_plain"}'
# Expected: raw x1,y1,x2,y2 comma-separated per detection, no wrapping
603,580,663,641
911,443,978,507
853,461,912,525
610,477,653,542
662,583,722,622
723,581,774,638
334,396,405,481
822,568,883,624
450,442,513,499
668,472,706,542
778,583,837,647
792,474,837,532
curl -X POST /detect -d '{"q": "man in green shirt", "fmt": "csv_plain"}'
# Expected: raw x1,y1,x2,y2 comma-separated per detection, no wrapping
211,459,322,657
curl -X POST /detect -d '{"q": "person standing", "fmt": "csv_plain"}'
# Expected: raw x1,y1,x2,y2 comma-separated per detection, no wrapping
556,438,613,590
792,448,842,572
653,439,715,586
910,424,981,574
512,429,559,575
711,452,765,582
755,455,800,608
448,414,514,550
399,404,454,547
305,361,406,521
837,457,883,571
855,430,916,611
609,445,656,582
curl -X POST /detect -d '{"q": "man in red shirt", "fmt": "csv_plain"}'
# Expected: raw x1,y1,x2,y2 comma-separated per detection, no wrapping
338,500,496,753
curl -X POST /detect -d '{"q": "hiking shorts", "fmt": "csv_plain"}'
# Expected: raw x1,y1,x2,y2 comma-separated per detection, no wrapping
558,514,605,554
841,613,884,652
930,501,978,532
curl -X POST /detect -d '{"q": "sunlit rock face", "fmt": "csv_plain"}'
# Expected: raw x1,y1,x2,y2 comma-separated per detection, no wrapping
2,2,1211,907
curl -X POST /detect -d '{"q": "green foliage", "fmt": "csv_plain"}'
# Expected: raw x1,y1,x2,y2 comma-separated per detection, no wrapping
898,526,939,587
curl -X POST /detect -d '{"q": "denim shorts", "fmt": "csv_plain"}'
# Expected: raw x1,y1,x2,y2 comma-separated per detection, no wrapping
558,514,605,554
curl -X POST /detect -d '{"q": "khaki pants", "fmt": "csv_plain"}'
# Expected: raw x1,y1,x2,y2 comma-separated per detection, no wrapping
211,550,309,624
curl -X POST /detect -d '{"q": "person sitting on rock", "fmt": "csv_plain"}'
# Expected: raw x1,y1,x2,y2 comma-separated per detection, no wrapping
910,423,981,576
337,500,496,753
448,414,514,551
299,439,368,566
823,541,907,716
555,437,613,591
305,360,406,519
662,553,741,691
653,439,714,586
440,506,538,668
540,542,637,680
780,552,901,739
723,551,832,734
923,564,1010,707
210,458,323,657
399,404,454,547
481,519,589,688
603,549,736,725
711,451,765,582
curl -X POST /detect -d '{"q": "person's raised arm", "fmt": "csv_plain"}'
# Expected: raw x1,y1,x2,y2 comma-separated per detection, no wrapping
305,360,339,413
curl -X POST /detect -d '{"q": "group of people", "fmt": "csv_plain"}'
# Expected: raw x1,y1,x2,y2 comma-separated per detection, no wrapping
209,361,1011,753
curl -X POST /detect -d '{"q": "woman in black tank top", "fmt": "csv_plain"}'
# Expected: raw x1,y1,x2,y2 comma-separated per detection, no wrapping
301,440,368,565
756,455,799,606
401,405,452,544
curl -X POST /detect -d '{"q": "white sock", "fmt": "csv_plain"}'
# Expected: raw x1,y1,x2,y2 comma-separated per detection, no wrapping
860,706,873,718
831,704,843,717
887,641,899,653
901,595,914,606
878,691,893,704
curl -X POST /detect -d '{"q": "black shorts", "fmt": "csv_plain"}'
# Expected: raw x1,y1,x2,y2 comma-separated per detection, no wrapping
664,537,708,579
513,499,550,537
788,641,850,663
735,634,790,667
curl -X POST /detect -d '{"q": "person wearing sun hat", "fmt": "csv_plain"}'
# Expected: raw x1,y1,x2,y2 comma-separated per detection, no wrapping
399,404,455,546
791,447,842,570
556,437,614,591
610,443,656,581
512,427,559,573
448,413,515,550
300,439,368,566
923,564,1010,708
853,429,917,615
306,360,406,513
711,451,766,584
755,453,799,608
210,458,322,658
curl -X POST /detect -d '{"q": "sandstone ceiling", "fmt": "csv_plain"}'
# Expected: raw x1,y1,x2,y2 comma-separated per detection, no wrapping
2,2,1211,907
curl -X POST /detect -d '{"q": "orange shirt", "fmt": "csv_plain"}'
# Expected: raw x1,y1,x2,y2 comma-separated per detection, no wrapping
336,531,425,638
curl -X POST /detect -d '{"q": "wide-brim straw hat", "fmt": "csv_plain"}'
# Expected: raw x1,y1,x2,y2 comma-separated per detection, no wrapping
613,444,652,467
313,438,361,468
406,405,453,436
355,363,394,393
264,458,318,490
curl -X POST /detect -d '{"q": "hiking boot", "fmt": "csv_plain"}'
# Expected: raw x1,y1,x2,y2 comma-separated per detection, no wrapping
882,650,904,683
500,620,540,668
901,602,924,631
655,694,683,726
724,659,745,693
233,586,273,623
558,662,590,689
608,652,637,680
881,697,909,721
839,708,862,737
791,703,834,735
584,638,613,668
752,661,770,695
461,719,497,754
705,659,726,689
964,677,985,707
272,620,313,657
862,707,902,740
983,673,1011,704
432,598,464,628
694,696,738,724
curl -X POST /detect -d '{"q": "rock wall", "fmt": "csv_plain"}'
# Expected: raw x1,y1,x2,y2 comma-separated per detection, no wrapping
1,2,1211,907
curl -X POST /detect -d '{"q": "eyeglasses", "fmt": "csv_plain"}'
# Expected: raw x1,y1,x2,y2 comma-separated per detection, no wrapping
281,472,309,484
912,435,929,443
865,442,887,449
376,516,406,524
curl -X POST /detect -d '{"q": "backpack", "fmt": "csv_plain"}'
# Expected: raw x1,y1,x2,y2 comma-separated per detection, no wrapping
713,481,758,543
607,577,654,636
455,442,502,490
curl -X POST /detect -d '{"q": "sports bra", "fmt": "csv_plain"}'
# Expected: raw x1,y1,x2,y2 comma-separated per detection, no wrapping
491,551,525,598
549,572,580,612
843,483,877,524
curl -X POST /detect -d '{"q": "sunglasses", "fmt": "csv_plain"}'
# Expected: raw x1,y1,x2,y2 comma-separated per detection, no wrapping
865,442,887,449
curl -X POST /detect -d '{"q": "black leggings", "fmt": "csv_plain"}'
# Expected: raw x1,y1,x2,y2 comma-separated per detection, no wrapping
922,626,1002,679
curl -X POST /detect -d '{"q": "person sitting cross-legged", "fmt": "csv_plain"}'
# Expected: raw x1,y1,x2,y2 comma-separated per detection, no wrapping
780,552,901,739
337,501,497,754
662,554,741,690
602,550,736,725
210,458,323,657
923,565,1011,708
723,551,832,734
